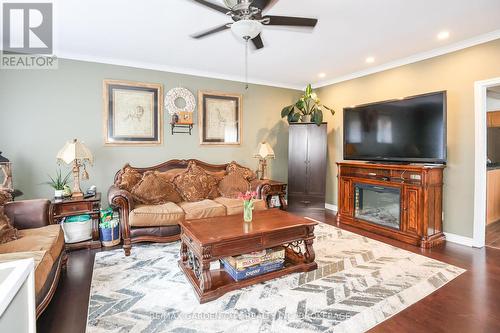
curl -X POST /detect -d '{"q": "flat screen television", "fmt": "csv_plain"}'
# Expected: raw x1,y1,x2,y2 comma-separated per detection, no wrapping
343,91,447,164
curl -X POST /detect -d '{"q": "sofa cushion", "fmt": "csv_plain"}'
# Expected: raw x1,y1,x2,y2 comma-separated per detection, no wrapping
173,162,218,202
129,202,185,227
0,250,54,295
131,171,183,204
213,197,267,215
178,200,226,220
0,224,64,262
117,165,142,192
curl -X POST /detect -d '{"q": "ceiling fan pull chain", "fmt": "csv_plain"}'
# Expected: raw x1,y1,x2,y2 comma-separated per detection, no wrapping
245,36,249,90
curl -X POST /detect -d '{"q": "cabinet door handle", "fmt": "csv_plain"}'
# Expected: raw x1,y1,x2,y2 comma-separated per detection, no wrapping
300,200,311,204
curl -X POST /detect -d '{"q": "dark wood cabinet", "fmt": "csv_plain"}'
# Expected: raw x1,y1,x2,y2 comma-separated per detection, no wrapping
288,123,327,211
337,162,445,248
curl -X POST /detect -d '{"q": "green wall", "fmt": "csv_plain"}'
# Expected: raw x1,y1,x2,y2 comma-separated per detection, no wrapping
0,59,300,203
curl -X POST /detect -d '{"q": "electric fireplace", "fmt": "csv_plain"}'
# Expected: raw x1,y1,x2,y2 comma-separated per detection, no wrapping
354,184,401,230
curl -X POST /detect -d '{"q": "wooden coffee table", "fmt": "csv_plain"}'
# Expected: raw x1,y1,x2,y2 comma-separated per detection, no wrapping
178,209,318,303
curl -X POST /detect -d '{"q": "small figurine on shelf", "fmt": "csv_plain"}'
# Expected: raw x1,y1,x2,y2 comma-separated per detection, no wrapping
238,191,257,223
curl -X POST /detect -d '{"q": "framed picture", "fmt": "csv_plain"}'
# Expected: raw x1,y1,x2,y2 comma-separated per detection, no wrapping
103,80,163,145
198,91,242,145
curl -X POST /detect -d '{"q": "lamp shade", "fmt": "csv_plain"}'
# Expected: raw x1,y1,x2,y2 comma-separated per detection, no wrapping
56,139,94,165
254,142,275,159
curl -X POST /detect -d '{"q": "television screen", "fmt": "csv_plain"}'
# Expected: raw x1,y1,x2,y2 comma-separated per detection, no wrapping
343,91,446,164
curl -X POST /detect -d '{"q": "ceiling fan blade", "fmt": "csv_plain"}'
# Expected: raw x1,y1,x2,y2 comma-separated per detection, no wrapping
263,15,318,27
191,24,230,38
251,0,273,10
251,34,264,49
191,0,229,15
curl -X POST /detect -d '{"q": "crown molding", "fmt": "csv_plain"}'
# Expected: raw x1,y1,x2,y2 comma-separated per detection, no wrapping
54,51,304,91
313,29,500,89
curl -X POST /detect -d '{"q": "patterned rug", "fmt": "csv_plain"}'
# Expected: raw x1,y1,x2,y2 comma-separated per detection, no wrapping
86,220,465,333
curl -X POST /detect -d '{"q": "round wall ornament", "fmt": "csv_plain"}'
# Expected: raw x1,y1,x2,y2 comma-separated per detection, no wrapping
165,87,196,115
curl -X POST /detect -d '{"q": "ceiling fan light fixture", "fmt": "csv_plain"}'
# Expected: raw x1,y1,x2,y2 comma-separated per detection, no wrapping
231,19,262,39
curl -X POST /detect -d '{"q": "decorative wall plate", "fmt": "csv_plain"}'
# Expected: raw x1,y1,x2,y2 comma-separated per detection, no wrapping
165,87,196,116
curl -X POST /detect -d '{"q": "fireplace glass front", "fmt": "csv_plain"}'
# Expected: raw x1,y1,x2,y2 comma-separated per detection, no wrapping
354,184,401,230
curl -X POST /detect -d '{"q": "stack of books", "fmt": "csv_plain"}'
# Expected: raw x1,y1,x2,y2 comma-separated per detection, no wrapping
221,247,285,281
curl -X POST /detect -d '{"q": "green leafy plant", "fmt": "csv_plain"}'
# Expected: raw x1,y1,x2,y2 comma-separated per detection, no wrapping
281,84,335,125
44,169,71,190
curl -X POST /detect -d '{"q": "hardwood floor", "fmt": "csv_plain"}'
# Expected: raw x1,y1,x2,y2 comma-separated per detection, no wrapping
38,210,500,333
486,220,500,248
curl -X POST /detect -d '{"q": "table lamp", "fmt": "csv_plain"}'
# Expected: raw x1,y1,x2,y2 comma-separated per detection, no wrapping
56,139,93,198
254,142,275,180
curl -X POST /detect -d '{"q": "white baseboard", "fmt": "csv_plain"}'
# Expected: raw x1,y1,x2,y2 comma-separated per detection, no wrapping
325,203,338,212
443,232,474,247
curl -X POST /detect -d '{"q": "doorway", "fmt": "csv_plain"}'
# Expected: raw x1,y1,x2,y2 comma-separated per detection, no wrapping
473,78,500,248
485,86,500,247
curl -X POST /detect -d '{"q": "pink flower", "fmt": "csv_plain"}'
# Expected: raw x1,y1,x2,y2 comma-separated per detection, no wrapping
238,191,257,201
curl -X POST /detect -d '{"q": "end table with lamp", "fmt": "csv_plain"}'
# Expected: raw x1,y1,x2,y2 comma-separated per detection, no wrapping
56,139,93,198
253,142,288,210
53,139,101,250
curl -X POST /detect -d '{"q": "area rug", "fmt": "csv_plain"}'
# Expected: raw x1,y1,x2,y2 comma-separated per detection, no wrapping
86,220,465,333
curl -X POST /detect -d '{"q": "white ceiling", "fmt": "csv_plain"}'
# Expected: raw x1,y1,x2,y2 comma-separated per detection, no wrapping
50,0,500,90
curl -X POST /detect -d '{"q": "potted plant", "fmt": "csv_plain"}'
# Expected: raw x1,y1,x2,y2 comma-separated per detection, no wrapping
45,169,71,198
281,84,335,125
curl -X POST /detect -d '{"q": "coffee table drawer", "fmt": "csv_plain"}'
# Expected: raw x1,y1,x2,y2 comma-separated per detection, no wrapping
212,236,263,256
263,227,307,246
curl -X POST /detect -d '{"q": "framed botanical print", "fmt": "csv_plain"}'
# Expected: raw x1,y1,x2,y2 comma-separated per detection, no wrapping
198,91,242,145
103,80,163,145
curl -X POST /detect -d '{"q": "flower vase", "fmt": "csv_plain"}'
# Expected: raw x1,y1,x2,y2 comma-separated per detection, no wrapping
243,200,254,222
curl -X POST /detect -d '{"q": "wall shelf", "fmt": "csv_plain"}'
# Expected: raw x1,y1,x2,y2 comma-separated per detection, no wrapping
170,123,193,135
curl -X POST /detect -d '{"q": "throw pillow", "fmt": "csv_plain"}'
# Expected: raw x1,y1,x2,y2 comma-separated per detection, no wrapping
0,190,18,244
156,168,186,182
117,165,142,192
218,162,256,198
218,172,251,198
131,171,183,204
173,162,218,202
226,162,257,181
205,170,226,199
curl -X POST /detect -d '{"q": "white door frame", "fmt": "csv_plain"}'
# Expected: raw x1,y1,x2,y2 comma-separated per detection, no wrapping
473,77,500,247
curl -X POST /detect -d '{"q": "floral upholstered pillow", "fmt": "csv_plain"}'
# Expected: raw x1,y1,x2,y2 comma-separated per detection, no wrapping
218,162,256,198
0,190,18,244
131,171,183,204
173,162,218,202
205,170,226,199
226,162,257,181
117,164,143,192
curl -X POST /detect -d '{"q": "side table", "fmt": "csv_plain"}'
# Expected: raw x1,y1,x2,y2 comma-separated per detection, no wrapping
262,180,287,210
52,193,102,251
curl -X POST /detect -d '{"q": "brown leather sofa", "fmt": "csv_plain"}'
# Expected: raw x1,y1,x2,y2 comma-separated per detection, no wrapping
0,199,65,317
109,159,274,256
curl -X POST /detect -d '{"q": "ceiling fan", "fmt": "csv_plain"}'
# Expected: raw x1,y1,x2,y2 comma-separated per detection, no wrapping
190,0,318,49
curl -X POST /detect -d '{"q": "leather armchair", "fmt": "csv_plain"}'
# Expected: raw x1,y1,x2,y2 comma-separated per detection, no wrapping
1,199,66,317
